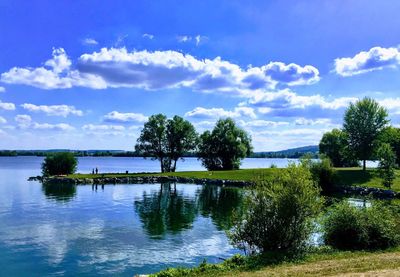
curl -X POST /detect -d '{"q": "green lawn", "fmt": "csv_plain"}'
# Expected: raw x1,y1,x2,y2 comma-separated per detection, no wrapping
152,248,400,277
68,167,400,192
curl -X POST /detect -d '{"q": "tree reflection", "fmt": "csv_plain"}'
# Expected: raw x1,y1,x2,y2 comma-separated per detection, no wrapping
42,183,76,202
135,183,244,238
134,183,197,238
197,185,243,230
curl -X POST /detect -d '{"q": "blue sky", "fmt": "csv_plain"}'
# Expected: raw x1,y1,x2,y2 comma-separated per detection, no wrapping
1,0,400,151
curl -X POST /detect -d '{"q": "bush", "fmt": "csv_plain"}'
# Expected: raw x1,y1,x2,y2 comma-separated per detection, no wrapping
229,163,323,257
301,156,337,193
376,143,396,188
323,201,399,250
41,152,78,176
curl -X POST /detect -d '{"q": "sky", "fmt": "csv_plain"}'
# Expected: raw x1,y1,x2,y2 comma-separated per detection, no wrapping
1,0,400,151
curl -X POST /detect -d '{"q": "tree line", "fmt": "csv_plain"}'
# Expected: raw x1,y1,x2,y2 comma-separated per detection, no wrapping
135,115,252,173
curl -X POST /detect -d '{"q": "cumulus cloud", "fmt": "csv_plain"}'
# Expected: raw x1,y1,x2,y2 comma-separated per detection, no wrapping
0,100,15,110
15,114,73,131
103,111,148,123
0,116,7,124
83,38,98,45
1,48,106,89
21,103,83,117
184,107,256,119
82,124,125,131
1,47,320,92
335,46,400,76
241,89,357,118
177,35,192,42
0,87,5,92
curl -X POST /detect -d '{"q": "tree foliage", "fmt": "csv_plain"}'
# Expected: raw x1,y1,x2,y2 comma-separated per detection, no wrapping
229,163,323,257
343,97,389,170
323,201,399,250
378,126,400,164
135,114,197,172
376,143,396,188
319,129,358,167
198,118,252,170
41,152,77,176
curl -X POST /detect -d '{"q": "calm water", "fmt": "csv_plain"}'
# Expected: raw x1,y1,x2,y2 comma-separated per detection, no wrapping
1,156,294,276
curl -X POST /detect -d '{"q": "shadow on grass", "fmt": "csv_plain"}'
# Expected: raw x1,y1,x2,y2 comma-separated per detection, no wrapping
336,169,375,187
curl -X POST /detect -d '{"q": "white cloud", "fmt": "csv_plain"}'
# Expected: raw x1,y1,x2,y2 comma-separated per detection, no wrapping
177,35,192,42
261,62,320,86
1,48,106,89
30,122,74,131
0,101,15,110
82,124,125,131
1,48,320,92
238,119,289,128
0,87,5,92
21,103,83,117
244,89,356,110
185,107,256,119
103,111,148,123
83,38,98,45
294,117,332,126
15,114,73,131
335,46,400,76
0,116,7,124
142,33,154,40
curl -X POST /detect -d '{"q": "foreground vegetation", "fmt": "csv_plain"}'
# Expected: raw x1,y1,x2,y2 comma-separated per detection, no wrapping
152,248,400,277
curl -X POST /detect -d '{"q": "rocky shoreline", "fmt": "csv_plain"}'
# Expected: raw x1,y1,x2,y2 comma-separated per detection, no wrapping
28,175,251,187
28,175,399,199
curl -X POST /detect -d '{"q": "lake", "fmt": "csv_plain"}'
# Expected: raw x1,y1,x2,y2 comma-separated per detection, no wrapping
0,156,300,276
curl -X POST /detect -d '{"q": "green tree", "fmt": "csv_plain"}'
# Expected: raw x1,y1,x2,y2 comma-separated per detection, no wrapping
229,164,323,256
376,143,396,188
41,152,78,176
166,116,198,172
135,114,198,172
198,118,252,170
378,126,400,164
343,97,389,170
319,129,358,167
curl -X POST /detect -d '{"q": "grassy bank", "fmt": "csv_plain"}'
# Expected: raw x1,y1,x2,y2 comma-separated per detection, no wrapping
68,167,400,192
152,248,400,277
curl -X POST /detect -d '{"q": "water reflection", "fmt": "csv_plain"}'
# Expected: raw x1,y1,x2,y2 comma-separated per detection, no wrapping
134,183,243,237
42,183,76,202
198,185,244,230
134,183,198,237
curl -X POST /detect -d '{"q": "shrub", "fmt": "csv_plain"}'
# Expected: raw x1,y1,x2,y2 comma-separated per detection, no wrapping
41,152,78,176
323,201,399,250
229,163,323,257
376,143,396,188
301,156,337,193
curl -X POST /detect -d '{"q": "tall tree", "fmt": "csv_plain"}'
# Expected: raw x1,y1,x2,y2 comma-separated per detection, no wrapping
166,116,198,172
343,97,389,170
135,114,198,172
198,118,252,170
319,129,358,167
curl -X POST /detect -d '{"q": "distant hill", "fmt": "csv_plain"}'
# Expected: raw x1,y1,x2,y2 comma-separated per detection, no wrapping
251,145,319,158
0,146,319,158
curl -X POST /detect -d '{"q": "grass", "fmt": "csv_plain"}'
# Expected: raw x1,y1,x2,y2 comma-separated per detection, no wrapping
68,167,400,192
152,248,400,277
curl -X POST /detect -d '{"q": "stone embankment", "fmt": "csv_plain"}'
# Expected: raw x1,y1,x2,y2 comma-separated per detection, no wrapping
28,175,251,187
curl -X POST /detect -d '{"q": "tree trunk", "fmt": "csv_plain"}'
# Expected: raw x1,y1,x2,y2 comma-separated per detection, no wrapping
172,159,177,172
160,158,164,173
363,159,366,171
